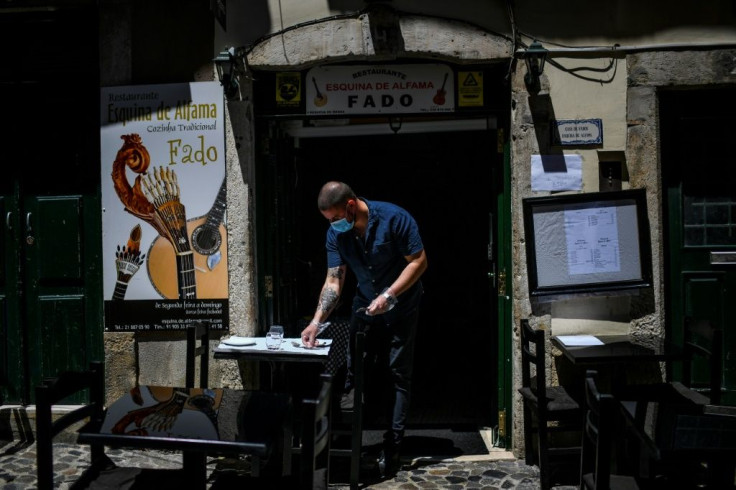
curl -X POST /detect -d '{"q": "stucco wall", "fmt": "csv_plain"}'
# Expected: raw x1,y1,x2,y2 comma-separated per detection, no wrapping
99,0,736,457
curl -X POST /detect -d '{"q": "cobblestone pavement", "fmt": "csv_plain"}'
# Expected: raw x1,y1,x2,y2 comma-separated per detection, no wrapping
1,440,581,489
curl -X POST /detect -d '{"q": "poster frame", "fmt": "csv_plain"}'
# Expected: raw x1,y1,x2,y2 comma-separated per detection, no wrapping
522,189,653,296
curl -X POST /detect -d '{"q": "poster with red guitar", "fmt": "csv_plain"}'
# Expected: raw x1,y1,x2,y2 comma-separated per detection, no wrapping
100,82,228,332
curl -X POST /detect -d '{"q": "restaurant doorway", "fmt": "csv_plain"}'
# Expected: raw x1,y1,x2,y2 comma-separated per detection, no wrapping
256,118,503,427
661,88,736,404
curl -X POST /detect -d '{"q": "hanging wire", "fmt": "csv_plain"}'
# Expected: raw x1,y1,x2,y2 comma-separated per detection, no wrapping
516,30,622,84
504,0,518,83
278,0,290,65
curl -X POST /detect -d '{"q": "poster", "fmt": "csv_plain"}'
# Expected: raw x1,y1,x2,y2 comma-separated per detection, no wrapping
100,82,228,331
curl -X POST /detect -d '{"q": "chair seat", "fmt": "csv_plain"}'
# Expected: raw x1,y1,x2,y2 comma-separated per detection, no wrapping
519,385,580,413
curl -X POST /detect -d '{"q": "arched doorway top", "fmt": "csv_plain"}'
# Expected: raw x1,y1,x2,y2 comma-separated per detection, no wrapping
246,8,513,71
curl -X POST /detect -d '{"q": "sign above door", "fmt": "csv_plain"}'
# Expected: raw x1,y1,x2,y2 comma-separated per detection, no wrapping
305,64,455,115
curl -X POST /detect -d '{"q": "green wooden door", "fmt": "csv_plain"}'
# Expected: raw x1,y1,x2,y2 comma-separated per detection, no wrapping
662,88,736,404
496,139,513,447
0,6,103,404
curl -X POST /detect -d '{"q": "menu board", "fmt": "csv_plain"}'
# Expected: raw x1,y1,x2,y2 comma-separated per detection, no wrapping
523,190,652,296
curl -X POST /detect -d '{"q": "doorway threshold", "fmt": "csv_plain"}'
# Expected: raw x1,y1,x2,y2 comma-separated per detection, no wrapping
282,117,496,138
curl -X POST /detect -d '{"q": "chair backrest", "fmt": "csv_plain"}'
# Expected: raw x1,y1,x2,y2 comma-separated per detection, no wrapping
682,318,722,404
299,373,333,489
520,319,549,414
186,321,210,388
35,361,105,490
581,370,615,490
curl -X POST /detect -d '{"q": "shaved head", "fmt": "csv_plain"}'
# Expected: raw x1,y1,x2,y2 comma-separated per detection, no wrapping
317,181,356,211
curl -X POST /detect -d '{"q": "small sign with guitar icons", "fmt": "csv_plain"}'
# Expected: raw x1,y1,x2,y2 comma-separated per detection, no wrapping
305,64,455,115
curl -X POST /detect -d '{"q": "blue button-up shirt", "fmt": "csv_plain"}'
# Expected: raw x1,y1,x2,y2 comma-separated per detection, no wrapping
325,198,424,321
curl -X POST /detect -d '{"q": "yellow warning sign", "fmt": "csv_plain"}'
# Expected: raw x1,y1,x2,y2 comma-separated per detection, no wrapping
276,72,301,107
458,71,483,107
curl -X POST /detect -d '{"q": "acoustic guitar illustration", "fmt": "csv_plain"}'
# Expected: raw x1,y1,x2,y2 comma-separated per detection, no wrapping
111,134,197,300
312,77,328,107
141,167,198,300
147,179,228,299
433,72,449,105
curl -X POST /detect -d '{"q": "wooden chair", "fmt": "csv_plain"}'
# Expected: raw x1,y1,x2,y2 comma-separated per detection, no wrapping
294,373,333,489
232,375,333,489
35,362,189,489
581,370,641,490
518,319,582,490
186,320,210,388
619,318,722,449
329,330,366,489
36,361,106,490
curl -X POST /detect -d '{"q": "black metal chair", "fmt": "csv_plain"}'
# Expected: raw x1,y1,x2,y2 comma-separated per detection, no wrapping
618,318,722,451
581,370,642,490
518,319,582,490
35,362,189,489
329,330,366,490
35,362,106,490
229,375,333,490
186,320,210,388
293,373,334,489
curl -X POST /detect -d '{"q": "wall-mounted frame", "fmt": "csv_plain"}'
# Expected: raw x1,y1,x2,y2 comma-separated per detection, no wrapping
523,189,652,296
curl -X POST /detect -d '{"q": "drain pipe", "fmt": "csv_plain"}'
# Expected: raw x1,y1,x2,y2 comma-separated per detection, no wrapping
515,41,736,57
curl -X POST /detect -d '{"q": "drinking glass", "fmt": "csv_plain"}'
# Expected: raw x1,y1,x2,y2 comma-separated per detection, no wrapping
266,325,284,350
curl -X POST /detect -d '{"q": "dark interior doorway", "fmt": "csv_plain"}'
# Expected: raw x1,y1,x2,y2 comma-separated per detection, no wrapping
290,125,498,426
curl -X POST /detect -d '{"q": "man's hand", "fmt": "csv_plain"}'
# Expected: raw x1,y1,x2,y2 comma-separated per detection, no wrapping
301,322,319,348
364,288,397,316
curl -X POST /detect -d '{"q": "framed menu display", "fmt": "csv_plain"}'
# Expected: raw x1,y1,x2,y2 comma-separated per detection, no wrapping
523,189,653,296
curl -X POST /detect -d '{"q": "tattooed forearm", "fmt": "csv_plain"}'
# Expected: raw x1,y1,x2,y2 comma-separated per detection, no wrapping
327,267,344,279
318,286,339,313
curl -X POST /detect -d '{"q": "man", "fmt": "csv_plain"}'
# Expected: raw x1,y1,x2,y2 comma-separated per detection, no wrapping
301,181,428,477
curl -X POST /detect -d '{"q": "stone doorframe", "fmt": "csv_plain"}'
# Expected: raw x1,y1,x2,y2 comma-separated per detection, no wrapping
246,5,513,70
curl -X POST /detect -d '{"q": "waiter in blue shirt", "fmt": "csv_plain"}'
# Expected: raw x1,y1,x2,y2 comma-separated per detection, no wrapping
301,181,428,477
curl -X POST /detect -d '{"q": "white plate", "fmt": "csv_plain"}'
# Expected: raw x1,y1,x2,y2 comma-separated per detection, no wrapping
223,336,257,346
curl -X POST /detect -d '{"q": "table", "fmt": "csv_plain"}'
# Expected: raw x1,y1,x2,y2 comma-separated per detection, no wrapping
551,333,691,411
551,334,684,365
77,385,293,487
553,334,718,483
213,336,331,363
214,336,333,391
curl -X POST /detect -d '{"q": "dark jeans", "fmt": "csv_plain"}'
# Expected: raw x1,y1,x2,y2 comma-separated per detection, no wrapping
347,306,419,446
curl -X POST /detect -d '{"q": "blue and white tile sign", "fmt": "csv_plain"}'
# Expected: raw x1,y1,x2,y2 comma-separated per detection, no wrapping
553,119,603,146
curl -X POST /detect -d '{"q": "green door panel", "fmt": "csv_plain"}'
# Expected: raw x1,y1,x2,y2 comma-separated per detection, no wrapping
0,189,24,403
34,197,83,281
682,273,727,388
39,296,86,377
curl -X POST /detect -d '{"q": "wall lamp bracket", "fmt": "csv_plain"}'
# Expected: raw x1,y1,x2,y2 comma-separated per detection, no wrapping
523,40,548,92
214,47,243,99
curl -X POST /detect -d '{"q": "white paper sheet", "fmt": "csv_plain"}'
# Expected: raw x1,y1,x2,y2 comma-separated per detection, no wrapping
531,154,583,191
555,335,604,346
564,206,621,275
